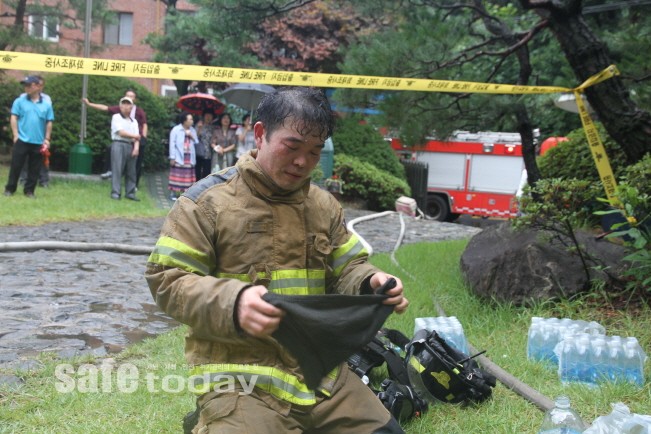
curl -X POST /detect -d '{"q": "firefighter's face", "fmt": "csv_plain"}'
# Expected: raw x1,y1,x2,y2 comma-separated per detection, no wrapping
254,121,324,191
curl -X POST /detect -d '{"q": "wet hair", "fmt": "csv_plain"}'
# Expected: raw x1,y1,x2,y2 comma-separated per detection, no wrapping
256,87,334,141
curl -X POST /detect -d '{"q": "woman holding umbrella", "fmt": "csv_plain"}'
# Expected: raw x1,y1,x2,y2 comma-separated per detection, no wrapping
235,113,255,164
195,109,216,180
211,113,237,171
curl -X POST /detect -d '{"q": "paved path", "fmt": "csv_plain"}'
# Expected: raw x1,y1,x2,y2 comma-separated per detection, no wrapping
144,170,175,210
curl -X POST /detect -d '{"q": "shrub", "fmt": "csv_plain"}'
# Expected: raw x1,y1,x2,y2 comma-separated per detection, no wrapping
596,183,651,294
538,123,628,182
0,76,23,154
622,154,651,201
334,154,411,211
332,117,406,181
44,74,172,173
310,164,324,183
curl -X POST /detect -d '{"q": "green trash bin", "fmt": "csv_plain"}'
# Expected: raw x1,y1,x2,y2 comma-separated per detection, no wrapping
319,137,334,179
69,142,93,175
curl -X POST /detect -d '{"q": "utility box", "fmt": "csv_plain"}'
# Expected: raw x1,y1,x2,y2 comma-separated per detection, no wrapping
319,137,334,179
69,142,93,175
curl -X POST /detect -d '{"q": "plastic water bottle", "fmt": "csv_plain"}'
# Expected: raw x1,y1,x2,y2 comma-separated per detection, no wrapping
558,335,576,384
575,335,592,383
589,337,608,384
528,317,545,360
623,338,644,387
607,337,625,383
539,396,585,434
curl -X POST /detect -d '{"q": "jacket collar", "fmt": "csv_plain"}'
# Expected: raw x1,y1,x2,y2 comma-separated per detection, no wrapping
237,150,310,204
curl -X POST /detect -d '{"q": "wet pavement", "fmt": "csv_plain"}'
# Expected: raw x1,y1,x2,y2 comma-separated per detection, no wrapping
0,176,483,375
0,217,171,372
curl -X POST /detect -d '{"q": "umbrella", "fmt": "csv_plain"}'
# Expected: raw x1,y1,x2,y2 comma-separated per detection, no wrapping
553,93,594,115
221,83,276,114
176,93,226,116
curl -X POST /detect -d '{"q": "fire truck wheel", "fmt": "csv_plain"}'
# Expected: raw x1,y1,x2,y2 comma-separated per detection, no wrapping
425,195,450,222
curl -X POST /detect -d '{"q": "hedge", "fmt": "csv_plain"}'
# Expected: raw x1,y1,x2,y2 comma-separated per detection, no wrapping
332,116,406,181
538,123,629,182
0,76,23,154
334,154,411,211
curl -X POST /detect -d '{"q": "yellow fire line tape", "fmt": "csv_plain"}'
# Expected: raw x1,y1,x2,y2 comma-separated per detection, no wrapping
574,89,618,203
1,50,574,94
0,50,621,201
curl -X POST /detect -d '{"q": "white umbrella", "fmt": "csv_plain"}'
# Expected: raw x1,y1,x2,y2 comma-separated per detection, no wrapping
221,83,276,115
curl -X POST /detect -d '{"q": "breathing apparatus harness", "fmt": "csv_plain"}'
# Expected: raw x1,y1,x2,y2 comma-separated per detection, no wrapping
347,327,496,422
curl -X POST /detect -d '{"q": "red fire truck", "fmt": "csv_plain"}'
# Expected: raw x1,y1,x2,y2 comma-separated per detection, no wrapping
391,131,527,222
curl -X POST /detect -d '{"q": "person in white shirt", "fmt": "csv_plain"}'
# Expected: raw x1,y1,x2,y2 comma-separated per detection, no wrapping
110,96,140,201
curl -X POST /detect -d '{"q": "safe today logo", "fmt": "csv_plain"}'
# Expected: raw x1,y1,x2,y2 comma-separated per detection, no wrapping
54,361,257,394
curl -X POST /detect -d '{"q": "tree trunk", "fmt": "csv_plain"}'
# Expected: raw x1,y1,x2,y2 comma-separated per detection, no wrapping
174,79,191,97
516,104,541,186
0,0,27,51
521,0,651,163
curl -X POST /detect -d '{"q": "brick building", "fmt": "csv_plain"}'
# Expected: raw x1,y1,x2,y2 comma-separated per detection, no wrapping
1,0,197,95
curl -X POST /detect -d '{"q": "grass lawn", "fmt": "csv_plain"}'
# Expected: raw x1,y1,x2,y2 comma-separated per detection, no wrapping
1,239,649,433
0,164,167,226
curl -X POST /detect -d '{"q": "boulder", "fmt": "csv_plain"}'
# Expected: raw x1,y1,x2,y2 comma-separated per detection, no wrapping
460,222,629,305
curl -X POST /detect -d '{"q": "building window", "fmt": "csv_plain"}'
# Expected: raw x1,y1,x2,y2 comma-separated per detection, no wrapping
28,15,59,42
104,12,133,46
160,85,178,98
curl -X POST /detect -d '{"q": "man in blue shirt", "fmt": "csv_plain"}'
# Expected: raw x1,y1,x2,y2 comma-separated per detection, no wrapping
19,76,52,188
4,75,55,198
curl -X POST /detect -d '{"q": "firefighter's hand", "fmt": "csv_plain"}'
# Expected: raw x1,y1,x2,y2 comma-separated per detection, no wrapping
236,285,285,337
370,273,409,314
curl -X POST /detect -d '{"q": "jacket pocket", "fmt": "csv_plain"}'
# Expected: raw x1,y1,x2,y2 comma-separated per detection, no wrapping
307,233,333,272
198,392,238,430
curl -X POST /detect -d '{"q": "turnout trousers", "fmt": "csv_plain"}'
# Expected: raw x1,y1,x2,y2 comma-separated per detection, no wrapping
191,367,404,434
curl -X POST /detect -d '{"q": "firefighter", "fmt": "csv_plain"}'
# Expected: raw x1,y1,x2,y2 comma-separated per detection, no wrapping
145,87,409,434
